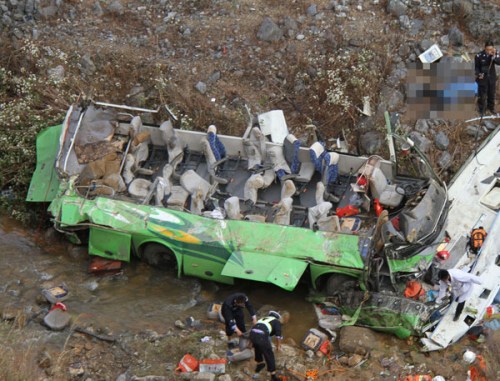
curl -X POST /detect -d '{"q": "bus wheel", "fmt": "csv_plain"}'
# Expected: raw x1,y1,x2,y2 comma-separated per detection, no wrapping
142,243,177,271
325,274,358,295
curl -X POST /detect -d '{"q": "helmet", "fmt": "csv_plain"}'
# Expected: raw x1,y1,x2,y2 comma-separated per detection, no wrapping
463,350,476,364
269,310,281,319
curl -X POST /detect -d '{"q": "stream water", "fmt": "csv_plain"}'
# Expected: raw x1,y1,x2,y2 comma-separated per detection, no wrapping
0,215,317,343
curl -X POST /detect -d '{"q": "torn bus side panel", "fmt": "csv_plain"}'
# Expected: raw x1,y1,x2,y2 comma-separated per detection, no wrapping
325,290,436,339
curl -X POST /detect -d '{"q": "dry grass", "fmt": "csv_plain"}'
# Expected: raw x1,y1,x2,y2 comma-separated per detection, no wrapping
0,321,46,381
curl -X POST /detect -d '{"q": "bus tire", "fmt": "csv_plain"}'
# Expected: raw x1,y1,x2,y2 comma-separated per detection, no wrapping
325,274,358,295
142,243,177,271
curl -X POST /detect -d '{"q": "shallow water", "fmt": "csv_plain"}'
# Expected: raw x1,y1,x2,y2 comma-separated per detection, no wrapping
0,215,317,342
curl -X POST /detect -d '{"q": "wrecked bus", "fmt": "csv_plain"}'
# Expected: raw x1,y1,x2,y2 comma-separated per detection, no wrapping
26,101,449,292
27,102,450,331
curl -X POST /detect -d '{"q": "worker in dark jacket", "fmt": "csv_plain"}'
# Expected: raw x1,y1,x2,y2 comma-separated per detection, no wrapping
250,311,289,381
221,292,257,337
475,40,500,115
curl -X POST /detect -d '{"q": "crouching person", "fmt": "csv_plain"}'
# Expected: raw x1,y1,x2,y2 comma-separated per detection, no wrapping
250,311,289,381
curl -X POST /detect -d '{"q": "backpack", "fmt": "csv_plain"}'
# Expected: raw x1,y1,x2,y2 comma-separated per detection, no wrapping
470,227,487,253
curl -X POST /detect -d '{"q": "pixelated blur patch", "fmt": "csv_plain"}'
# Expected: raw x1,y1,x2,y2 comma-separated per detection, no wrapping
406,61,477,120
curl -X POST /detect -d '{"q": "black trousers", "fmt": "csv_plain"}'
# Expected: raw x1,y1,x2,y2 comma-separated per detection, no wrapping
250,331,276,372
477,76,496,113
223,308,245,336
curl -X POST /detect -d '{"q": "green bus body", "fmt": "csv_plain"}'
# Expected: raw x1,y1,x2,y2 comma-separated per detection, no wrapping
26,103,450,338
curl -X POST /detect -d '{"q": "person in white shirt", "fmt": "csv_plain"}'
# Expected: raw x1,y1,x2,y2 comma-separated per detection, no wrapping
437,269,482,321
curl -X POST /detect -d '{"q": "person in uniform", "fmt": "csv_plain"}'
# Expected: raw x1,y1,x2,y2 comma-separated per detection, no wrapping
250,310,289,381
221,292,257,337
475,40,500,115
436,269,482,321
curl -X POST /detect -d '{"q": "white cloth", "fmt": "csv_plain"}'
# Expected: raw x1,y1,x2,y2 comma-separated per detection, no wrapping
437,268,482,304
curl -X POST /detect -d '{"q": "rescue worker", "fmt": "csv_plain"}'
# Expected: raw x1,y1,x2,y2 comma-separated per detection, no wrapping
221,293,257,338
475,40,500,115
436,269,482,321
250,311,290,381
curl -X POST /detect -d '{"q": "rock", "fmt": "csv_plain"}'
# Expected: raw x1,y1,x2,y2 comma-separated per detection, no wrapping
434,131,449,150
115,372,129,381
415,119,430,134
208,70,221,83
26,0,35,16
448,26,464,47
256,17,283,42
38,6,58,19
1,14,12,27
380,356,395,368
399,15,411,29
409,131,431,153
420,39,434,51
69,364,84,377
218,375,231,381
44,308,71,330
387,0,407,17
359,131,383,155
452,0,473,18
193,373,216,381
195,81,207,94
338,326,376,355
465,125,485,138
296,34,305,41
348,354,364,367
410,19,424,36
437,151,452,170
409,351,428,365
278,344,298,358
131,375,169,380
442,1,453,13
380,86,404,111
175,320,185,329
107,0,124,15
306,4,317,16
47,65,65,82
79,54,96,76
282,15,298,37
93,2,104,17
482,120,497,131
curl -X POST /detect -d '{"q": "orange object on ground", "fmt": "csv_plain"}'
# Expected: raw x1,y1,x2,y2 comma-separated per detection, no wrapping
404,280,424,300
318,340,332,356
175,354,199,372
88,256,123,274
400,375,432,381
336,205,360,218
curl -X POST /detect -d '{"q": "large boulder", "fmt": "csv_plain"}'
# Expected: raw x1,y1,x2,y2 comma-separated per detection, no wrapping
338,326,377,355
